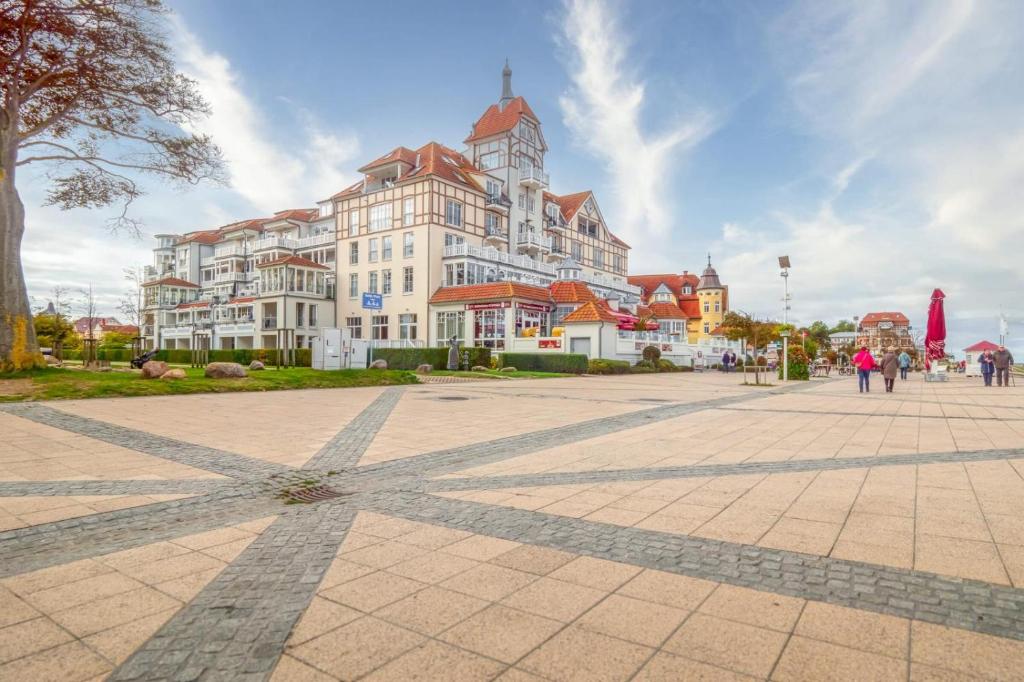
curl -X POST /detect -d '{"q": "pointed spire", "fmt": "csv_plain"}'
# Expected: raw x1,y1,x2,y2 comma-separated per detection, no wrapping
500,59,514,110
707,252,712,267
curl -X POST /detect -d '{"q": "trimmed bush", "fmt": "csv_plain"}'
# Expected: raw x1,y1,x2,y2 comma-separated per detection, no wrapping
641,345,662,363
587,358,630,375
657,358,679,372
370,347,490,371
498,353,588,374
778,344,810,381
630,360,656,373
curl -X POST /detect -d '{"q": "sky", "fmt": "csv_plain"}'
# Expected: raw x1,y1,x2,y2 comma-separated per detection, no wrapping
18,0,1024,356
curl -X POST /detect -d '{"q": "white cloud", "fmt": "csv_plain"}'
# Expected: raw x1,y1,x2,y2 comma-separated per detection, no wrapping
556,0,715,259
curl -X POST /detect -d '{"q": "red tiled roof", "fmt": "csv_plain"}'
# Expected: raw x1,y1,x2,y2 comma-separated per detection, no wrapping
332,178,365,200
403,142,483,191
627,273,700,301
142,277,199,288
255,255,329,270
549,280,597,304
964,340,1000,352
358,147,418,173
637,304,653,318
176,301,210,309
227,297,256,305
73,316,119,333
270,208,318,222
177,230,221,245
429,282,551,304
551,191,590,221
465,97,539,142
648,302,688,320
99,323,139,335
680,299,701,318
562,301,619,324
861,312,910,326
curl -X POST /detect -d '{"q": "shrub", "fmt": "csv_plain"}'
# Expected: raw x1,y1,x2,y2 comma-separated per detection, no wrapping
630,360,656,373
778,344,810,381
370,347,490,371
587,358,630,375
641,345,661,362
756,355,767,366
499,353,588,374
657,358,679,372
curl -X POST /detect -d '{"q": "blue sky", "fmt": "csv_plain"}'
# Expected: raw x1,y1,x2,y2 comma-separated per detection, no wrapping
20,0,1024,355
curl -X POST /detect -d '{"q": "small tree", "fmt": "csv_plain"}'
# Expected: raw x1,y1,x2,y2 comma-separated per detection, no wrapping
118,266,144,334
99,330,133,348
721,311,782,384
78,284,98,364
1,0,224,370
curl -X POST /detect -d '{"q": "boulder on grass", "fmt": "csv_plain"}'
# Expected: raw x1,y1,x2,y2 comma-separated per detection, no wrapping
415,364,432,374
141,360,169,379
369,359,388,370
204,362,247,378
500,366,518,373
471,365,489,372
161,369,186,380
249,360,265,371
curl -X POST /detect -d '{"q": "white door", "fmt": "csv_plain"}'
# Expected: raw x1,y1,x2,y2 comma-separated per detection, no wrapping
569,337,591,356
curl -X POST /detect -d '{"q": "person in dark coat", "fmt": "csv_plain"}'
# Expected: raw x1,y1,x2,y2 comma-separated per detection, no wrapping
993,346,1014,387
880,347,899,393
979,350,996,387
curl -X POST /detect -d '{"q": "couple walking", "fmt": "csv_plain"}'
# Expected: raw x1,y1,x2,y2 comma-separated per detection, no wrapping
979,346,1015,387
852,346,910,393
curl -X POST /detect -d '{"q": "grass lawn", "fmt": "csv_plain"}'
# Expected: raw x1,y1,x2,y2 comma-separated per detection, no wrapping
0,366,417,402
427,369,572,380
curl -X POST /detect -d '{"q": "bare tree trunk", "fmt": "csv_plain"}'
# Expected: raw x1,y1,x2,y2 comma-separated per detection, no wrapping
0,128,41,370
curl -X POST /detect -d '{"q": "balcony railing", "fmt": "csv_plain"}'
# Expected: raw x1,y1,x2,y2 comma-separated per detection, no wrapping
214,244,245,258
252,236,298,251
517,167,549,188
516,230,552,251
443,243,557,275
261,317,277,330
485,194,512,211
295,232,335,249
484,226,508,240
214,272,249,283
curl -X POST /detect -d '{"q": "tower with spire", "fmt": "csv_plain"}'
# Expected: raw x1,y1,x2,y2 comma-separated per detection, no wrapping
499,59,514,110
696,253,726,340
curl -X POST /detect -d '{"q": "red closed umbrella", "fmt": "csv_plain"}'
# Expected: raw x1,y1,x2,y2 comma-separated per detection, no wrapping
925,288,946,363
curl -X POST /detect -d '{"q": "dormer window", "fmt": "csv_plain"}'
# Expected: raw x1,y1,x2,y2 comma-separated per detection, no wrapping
683,285,692,294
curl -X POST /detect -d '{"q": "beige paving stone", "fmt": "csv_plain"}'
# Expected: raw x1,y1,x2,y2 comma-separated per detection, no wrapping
49,586,180,637
548,556,642,592
116,551,226,585
270,654,337,682
0,616,72,664
98,541,192,571
289,616,425,680
320,571,426,613
0,640,112,681
361,640,505,681
199,537,255,562
500,577,606,622
697,584,805,633
333,530,381,554
287,596,362,647
911,620,1024,680
385,550,479,584
81,607,177,665
909,662,984,681
663,613,788,678
914,535,1010,585
794,601,909,658
494,668,550,682
1,559,112,597
439,563,538,601
616,569,717,611
634,652,757,681
374,585,488,636
339,540,428,570
439,534,520,561
489,544,576,575
23,571,145,613
584,505,651,526
576,593,689,647
519,625,653,682
772,635,906,681
171,526,254,550
318,559,376,591
439,604,563,664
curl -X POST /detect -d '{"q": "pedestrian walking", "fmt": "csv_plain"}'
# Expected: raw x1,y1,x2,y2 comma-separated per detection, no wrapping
979,350,995,387
729,350,738,372
898,350,911,380
993,345,1015,387
852,345,876,393
720,351,730,373
881,347,899,393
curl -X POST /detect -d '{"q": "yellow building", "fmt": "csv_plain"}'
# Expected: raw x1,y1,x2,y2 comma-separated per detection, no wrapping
628,255,729,344
695,257,726,343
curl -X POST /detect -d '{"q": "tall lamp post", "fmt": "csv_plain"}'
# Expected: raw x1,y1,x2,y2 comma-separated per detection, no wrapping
779,256,791,382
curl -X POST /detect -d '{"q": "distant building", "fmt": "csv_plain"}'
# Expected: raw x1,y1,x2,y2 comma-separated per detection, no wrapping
828,331,857,348
856,312,914,354
73,316,121,340
963,340,999,377
627,256,729,344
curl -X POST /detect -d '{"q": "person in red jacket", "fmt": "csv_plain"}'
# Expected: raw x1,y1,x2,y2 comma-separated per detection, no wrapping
852,345,876,393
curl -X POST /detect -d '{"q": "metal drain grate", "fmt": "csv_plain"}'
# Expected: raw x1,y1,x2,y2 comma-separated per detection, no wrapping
282,485,345,504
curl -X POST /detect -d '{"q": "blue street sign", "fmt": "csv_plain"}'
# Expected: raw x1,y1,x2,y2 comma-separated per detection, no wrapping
361,292,383,310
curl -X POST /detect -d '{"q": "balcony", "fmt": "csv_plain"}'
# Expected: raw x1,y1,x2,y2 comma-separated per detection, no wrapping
142,325,154,337
214,244,245,258
214,272,249,283
518,167,549,189
546,241,568,262
516,230,552,256
483,225,508,246
443,243,556,275
261,317,278,330
200,256,215,267
485,194,512,214
295,232,335,249
252,236,298,252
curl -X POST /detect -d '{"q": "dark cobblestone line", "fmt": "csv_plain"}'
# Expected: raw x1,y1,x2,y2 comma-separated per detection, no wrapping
0,492,278,577
425,446,1024,493
359,382,826,481
369,492,1024,642
715,406,1024,422
109,504,357,682
301,387,405,471
0,479,236,497
0,403,290,479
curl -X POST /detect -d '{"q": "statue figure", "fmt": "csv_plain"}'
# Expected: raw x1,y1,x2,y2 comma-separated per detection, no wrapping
447,336,459,370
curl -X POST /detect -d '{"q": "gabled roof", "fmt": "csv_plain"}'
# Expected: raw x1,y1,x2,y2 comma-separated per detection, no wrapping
627,273,700,301
465,96,539,143
177,230,222,245
562,301,619,324
334,142,485,200
358,146,419,173
255,255,329,270
964,340,1000,352
550,191,591,221
142,277,199,288
549,280,597,304
99,323,139,335
648,302,688,320
268,209,317,223
429,282,551,304
73,316,119,333
861,312,910,326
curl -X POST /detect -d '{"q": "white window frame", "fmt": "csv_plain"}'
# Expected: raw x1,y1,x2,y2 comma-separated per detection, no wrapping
368,203,392,232
402,266,414,294
403,232,414,258
445,200,462,227
403,197,414,226
382,269,392,295
399,313,417,340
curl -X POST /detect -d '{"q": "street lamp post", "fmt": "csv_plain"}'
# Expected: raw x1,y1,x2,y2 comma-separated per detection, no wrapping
778,256,791,382
780,329,790,382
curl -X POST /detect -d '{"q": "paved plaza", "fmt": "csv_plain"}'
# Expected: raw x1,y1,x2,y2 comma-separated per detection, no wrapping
0,372,1023,681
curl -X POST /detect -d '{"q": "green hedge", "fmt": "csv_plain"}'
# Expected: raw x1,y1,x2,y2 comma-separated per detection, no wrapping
370,347,491,370
499,353,588,374
588,358,630,375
